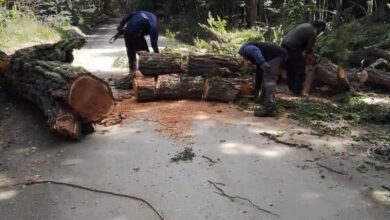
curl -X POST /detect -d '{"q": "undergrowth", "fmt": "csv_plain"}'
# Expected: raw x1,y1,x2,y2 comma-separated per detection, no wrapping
0,7,64,50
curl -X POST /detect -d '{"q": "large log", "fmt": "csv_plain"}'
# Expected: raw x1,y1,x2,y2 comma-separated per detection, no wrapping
366,68,390,90
180,76,204,99
4,40,114,139
187,54,243,77
134,77,157,102
314,58,351,90
203,78,240,103
156,74,181,100
138,52,182,76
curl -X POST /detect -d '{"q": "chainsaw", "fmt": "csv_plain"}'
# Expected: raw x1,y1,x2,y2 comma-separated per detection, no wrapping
109,33,122,44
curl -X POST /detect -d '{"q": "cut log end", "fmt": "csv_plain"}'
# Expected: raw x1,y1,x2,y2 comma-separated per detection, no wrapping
134,77,156,102
68,76,114,122
51,113,82,140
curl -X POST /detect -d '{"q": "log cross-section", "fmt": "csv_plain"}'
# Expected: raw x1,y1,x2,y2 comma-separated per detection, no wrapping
134,77,157,102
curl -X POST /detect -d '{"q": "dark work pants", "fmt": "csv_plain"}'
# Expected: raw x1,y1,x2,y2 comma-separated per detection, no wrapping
282,44,305,95
124,33,149,72
256,57,283,111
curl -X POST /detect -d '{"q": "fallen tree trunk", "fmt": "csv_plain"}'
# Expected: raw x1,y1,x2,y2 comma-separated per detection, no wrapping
3,40,114,139
188,54,242,77
180,76,204,99
314,58,351,91
204,78,240,103
138,52,182,76
156,74,181,100
365,68,390,90
134,77,157,102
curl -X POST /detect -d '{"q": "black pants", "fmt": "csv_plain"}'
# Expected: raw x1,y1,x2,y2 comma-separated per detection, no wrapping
282,44,305,95
124,33,149,72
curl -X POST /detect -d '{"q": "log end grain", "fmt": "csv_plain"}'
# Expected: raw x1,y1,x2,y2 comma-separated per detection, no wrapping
68,75,115,122
51,113,82,140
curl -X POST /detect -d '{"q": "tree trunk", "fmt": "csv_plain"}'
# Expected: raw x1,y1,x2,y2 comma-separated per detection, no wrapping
187,54,242,77
0,51,10,76
3,40,114,139
365,68,390,90
314,58,351,90
203,78,240,103
248,0,258,28
138,52,183,76
180,76,204,99
134,77,157,102
164,0,175,19
156,74,181,100
257,0,265,22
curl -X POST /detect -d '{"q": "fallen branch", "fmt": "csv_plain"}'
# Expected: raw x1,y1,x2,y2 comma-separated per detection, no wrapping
316,163,345,175
259,132,313,151
382,185,390,193
7,180,164,220
202,155,218,164
207,180,279,217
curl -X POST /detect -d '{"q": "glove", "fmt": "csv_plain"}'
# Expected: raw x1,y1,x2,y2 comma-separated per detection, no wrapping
306,53,316,65
117,27,124,35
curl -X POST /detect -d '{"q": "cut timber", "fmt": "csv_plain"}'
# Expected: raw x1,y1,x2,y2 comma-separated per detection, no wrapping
204,78,240,103
366,68,390,90
156,74,181,100
138,52,182,76
3,40,114,139
134,77,157,102
315,58,351,91
188,54,242,77
180,76,204,99
0,51,10,75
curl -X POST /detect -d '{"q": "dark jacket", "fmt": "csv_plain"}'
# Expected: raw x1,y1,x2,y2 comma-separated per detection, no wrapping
117,11,159,53
282,23,316,53
238,42,287,65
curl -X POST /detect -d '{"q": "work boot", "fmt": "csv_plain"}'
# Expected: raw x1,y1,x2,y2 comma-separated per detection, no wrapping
254,108,276,117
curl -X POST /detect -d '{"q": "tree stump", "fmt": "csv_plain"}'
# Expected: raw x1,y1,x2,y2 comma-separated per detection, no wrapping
134,77,157,102
3,39,114,140
180,76,204,99
203,78,240,103
156,74,181,100
188,54,242,77
138,52,182,76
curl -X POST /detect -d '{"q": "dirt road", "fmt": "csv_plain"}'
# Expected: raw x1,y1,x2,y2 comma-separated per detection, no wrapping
0,23,389,220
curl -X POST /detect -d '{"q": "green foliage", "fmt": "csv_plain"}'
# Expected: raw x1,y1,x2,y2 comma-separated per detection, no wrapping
316,20,365,64
0,7,60,50
199,11,227,35
112,57,128,68
170,147,196,162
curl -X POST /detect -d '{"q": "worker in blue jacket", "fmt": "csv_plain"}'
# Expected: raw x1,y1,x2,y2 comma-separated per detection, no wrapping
238,42,287,117
115,11,164,89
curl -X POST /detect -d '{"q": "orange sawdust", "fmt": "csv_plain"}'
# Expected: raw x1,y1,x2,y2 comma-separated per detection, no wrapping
101,96,239,142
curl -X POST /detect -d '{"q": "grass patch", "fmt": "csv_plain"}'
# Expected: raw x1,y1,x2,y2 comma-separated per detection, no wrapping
113,57,128,68
170,147,196,162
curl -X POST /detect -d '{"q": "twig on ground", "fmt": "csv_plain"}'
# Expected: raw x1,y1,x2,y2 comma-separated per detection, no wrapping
259,132,313,151
382,185,390,193
6,180,164,220
207,180,279,217
316,163,345,175
202,155,217,164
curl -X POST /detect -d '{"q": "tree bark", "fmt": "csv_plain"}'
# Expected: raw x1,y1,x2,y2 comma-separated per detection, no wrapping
134,77,157,102
138,52,183,76
164,0,175,19
156,74,181,100
248,0,258,28
180,76,204,99
187,54,242,77
3,40,114,139
0,51,10,76
365,68,390,90
203,78,240,103
313,58,351,91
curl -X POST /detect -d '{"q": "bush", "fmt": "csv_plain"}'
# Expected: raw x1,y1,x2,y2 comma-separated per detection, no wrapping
0,7,61,50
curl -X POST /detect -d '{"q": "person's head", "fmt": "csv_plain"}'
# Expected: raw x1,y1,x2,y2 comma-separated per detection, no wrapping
312,19,326,35
155,11,165,23
236,53,250,67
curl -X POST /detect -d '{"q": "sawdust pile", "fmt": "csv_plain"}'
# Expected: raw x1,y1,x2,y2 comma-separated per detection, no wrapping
101,95,238,142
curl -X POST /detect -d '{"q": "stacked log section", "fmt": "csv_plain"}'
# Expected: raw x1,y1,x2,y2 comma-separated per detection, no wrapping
156,74,181,100
138,52,182,76
204,78,240,103
188,54,241,77
134,77,157,102
180,76,204,99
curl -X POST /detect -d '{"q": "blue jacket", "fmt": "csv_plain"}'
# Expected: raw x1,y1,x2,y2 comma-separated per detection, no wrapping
117,11,159,53
238,43,265,65
238,42,287,65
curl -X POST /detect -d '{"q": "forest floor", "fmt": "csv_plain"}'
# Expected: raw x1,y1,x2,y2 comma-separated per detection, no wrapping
0,22,389,220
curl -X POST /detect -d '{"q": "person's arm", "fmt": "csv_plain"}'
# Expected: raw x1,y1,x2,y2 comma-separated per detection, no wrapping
117,12,135,34
150,24,159,53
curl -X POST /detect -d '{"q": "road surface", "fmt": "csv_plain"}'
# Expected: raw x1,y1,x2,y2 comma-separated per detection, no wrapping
0,22,389,220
